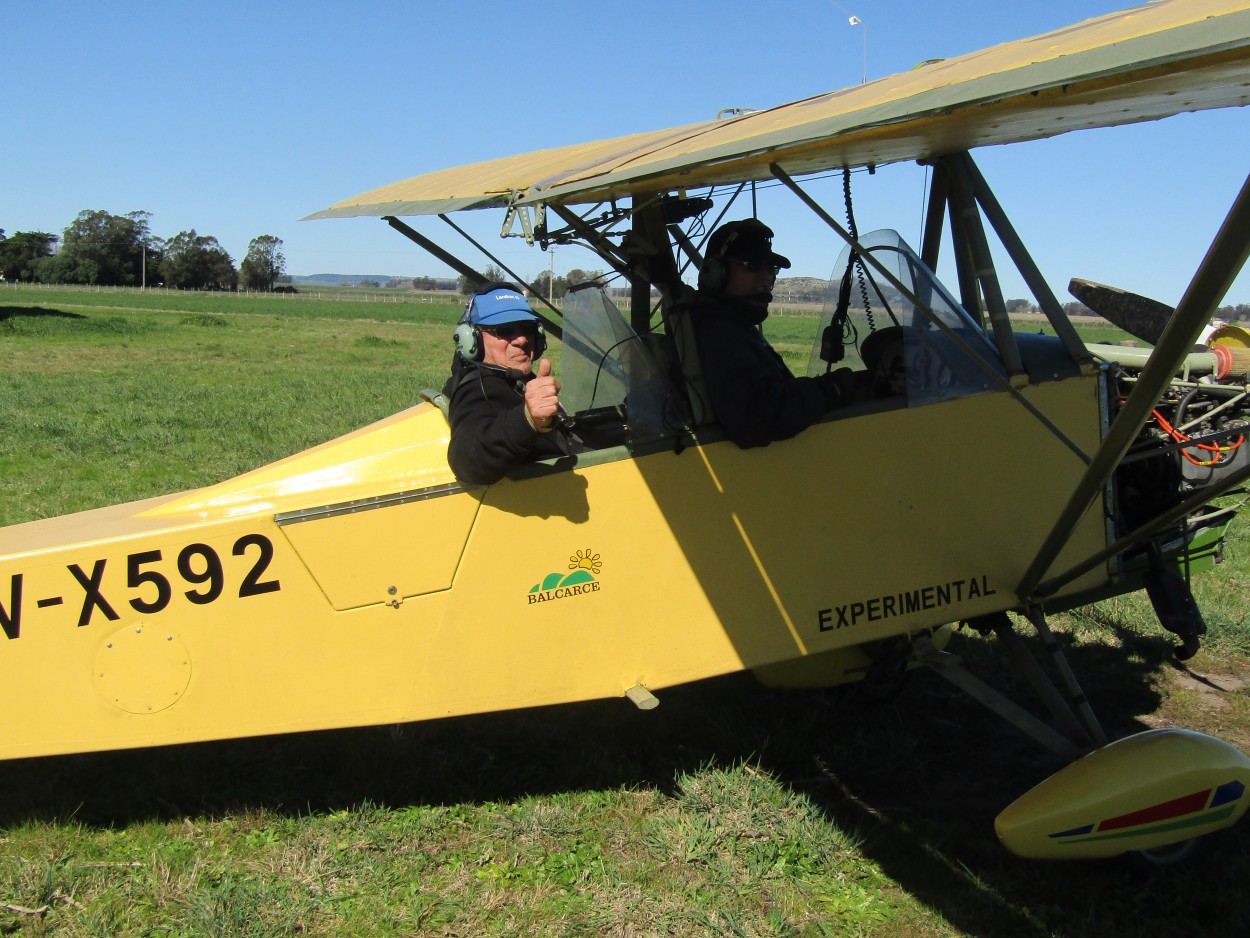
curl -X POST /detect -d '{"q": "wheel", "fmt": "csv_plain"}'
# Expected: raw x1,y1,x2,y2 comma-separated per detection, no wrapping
1127,837,1200,871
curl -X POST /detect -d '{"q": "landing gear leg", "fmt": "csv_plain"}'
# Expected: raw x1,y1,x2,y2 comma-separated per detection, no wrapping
914,607,1106,760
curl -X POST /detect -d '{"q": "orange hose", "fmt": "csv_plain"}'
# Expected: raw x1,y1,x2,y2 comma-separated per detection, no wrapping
1151,409,1245,467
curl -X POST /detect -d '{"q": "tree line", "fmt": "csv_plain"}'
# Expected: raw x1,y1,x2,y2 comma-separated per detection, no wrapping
0,210,285,291
456,265,609,300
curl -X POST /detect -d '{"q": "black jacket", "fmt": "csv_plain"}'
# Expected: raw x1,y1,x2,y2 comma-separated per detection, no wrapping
443,359,580,485
689,293,840,448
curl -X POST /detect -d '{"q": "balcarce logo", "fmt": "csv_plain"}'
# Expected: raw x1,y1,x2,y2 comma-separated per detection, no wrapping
527,550,602,604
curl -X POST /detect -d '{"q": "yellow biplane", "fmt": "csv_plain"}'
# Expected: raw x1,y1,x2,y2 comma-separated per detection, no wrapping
6,0,1250,861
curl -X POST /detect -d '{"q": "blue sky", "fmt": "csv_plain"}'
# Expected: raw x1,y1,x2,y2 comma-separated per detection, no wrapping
6,0,1250,305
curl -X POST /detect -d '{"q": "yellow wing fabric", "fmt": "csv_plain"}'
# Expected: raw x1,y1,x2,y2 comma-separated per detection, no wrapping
307,0,1250,220
305,119,721,219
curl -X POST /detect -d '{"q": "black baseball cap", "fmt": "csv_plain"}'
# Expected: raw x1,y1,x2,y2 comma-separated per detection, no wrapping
708,219,791,269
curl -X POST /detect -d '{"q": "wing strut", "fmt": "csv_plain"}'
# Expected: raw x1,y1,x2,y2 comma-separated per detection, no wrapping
384,215,484,285
544,202,668,334
384,215,563,339
941,155,1025,378
437,213,564,331
950,153,1094,370
919,164,947,272
1016,169,1250,602
547,204,639,284
630,199,686,332
1034,461,1250,599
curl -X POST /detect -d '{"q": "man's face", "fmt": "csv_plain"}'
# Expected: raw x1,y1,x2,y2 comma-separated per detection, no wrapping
480,321,540,372
723,255,779,304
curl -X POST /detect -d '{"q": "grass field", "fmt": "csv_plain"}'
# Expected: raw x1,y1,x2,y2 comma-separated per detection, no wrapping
3,285,1250,937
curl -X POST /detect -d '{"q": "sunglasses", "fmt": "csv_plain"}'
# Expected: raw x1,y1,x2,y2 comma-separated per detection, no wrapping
732,257,781,275
483,322,538,341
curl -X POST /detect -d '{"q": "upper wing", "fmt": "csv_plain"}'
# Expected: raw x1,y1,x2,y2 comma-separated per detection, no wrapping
307,0,1250,220
305,118,720,219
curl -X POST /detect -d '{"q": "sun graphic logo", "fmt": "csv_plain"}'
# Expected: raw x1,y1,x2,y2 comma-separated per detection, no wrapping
527,549,603,604
569,549,602,575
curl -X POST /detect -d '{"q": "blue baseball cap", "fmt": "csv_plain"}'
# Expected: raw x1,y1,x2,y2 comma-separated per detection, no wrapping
467,287,539,327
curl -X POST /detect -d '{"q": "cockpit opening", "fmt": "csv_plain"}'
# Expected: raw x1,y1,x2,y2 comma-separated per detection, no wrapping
555,230,1014,456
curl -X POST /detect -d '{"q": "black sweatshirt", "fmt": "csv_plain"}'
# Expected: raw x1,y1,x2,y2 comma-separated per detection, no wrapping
443,359,580,485
689,294,841,448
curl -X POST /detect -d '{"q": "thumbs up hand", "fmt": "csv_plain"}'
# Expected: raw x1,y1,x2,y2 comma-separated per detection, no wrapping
525,358,560,431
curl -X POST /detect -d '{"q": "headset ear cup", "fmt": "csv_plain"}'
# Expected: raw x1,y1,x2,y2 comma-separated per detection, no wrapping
699,255,725,293
701,221,750,293
454,322,482,361
533,323,547,359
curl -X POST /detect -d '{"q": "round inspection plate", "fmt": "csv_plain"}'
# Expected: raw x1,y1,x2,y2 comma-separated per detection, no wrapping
94,625,192,714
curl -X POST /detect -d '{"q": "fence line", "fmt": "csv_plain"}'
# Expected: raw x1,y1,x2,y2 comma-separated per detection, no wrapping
2,280,841,314
0,281,463,305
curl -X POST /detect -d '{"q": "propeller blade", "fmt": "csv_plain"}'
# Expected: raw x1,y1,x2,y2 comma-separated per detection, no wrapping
1068,278,1175,346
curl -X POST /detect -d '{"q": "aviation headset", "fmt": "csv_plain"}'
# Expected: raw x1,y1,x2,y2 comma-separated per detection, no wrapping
698,219,781,294
453,282,546,362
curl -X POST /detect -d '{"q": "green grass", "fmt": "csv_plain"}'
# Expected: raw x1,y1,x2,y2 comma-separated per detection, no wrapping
0,293,457,523
1,282,465,324
3,286,1250,937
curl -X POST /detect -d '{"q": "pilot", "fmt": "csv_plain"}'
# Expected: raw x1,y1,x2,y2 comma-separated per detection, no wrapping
690,219,853,447
443,282,581,485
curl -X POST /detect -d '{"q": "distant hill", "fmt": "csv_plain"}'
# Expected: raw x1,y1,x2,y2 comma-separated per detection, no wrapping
291,273,400,286
776,276,834,303
288,272,833,297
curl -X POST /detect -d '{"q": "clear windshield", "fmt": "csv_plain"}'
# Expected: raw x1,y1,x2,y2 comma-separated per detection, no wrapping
806,230,1006,406
558,283,680,447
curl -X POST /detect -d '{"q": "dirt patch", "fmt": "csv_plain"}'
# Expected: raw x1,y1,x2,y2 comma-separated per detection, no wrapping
1138,662,1250,749
1171,669,1247,702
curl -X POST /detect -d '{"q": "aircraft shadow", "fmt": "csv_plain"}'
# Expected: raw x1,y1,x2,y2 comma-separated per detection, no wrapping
0,305,86,321
0,623,1245,936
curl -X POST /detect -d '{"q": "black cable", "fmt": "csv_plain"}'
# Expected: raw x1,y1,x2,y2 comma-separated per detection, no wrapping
843,167,876,335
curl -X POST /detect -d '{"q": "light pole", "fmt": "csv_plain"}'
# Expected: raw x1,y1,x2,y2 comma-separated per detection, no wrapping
829,3,867,84
849,15,867,84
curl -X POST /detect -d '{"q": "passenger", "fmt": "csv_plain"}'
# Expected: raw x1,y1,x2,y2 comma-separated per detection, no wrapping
690,219,854,447
859,325,908,398
443,283,581,485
